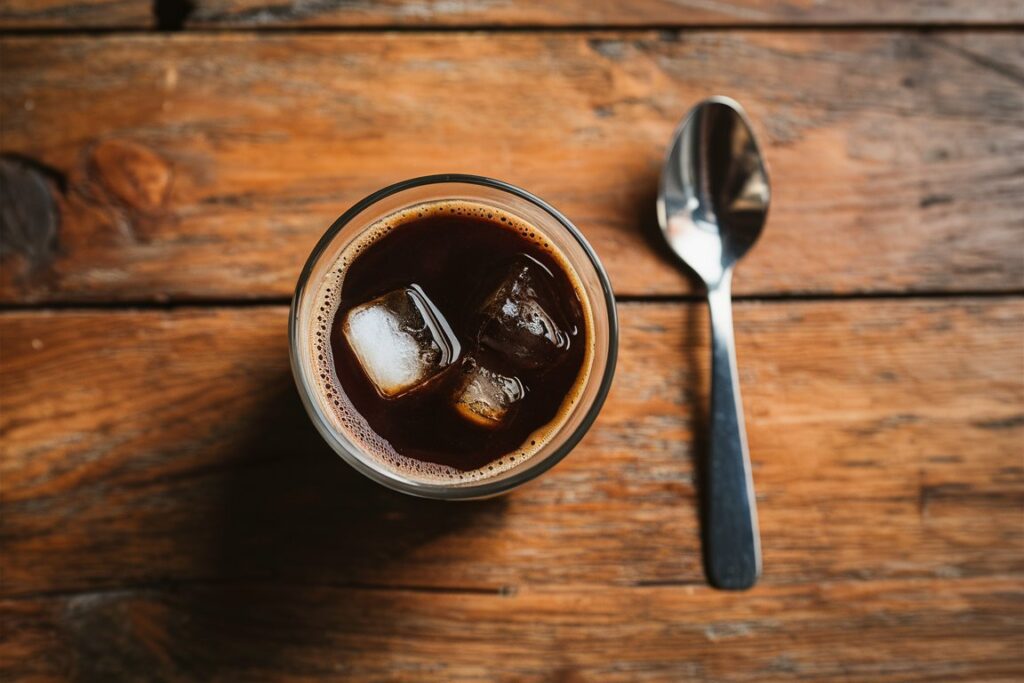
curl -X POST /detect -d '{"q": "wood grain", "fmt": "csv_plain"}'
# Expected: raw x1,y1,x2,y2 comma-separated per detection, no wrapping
2,32,1022,303
6,0,1021,30
0,0,152,28
188,0,1024,27
2,577,1022,681
2,300,1021,599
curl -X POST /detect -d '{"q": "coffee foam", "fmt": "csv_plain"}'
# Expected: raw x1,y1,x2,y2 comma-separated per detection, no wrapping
307,199,595,485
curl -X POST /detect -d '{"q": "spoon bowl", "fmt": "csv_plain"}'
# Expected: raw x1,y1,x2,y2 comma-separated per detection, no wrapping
657,96,770,288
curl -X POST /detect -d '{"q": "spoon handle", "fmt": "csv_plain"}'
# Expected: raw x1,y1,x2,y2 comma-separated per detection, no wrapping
704,273,761,590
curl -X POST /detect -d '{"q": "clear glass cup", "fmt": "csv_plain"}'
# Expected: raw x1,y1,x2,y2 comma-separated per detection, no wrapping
290,174,618,499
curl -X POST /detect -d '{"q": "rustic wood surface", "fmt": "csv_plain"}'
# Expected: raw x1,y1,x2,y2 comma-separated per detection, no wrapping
185,0,1024,27
1,302,1022,679
1,3,1023,681
3,0,1023,29
0,0,152,28
4,578,1022,681
2,32,1023,303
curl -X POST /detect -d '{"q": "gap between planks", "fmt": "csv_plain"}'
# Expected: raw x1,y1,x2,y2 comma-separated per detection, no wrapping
2,23,1024,37
7,573,1022,604
0,289,1021,315
0,579,515,603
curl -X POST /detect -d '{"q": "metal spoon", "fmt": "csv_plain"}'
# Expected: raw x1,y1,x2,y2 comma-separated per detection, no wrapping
657,96,769,590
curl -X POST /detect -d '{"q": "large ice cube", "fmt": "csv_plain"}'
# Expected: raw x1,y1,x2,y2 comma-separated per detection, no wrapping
342,285,461,398
478,255,570,370
453,359,525,428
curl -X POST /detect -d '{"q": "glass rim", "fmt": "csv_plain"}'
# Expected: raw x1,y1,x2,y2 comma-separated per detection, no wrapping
289,173,619,500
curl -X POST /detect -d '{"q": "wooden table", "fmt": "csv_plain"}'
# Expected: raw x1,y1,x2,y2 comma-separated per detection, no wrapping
2,2,1023,680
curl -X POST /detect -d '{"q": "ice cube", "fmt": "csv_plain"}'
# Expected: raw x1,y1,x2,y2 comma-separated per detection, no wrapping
342,285,461,398
453,359,525,428
478,255,570,370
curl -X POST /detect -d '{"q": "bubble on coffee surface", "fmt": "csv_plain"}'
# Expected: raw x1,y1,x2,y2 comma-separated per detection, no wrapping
308,199,594,485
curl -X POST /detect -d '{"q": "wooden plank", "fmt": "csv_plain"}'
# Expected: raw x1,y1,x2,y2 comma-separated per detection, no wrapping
3,0,1019,30
1,32,1022,303
186,0,1024,28
2,300,1021,596
0,0,152,28
2,577,1022,681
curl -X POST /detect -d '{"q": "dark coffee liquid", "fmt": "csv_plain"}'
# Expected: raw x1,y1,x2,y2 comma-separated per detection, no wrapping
327,203,588,475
